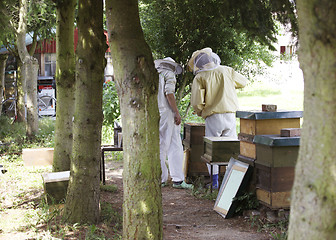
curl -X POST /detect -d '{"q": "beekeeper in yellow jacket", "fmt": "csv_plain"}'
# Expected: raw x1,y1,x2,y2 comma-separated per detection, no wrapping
188,48,248,189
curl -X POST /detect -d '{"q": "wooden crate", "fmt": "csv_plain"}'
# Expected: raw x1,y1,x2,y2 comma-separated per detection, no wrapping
255,163,295,192
183,123,205,147
203,136,240,163
256,188,291,209
22,148,54,166
254,135,300,168
42,171,70,204
236,111,303,136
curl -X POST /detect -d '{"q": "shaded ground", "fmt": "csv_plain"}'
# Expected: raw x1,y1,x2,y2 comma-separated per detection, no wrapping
102,161,270,240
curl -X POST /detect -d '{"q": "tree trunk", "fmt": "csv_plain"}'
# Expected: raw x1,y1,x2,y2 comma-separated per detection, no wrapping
106,1,162,239
0,54,8,116
52,0,76,172
63,0,105,224
16,59,26,123
288,1,336,239
17,0,39,138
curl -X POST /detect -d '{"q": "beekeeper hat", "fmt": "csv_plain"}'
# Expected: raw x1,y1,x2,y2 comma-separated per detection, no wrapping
154,57,183,75
187,48,221,74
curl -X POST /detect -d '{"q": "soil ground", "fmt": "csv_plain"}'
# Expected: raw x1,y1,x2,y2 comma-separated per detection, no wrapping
102,161,270,240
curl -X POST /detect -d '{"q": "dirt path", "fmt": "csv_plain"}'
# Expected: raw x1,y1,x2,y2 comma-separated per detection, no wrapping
102,162,269,240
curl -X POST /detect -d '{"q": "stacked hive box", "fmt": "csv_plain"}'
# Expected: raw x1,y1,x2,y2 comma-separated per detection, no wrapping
236,110,303,208
201,136,240,175
182,123,207,177
254,134,300,209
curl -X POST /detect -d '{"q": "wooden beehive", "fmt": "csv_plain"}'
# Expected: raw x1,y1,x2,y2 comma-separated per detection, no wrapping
203,137,240,163
183,123,207,176
236,110,303,136
42,171,70,204
254,134,300,209
183,122,205,148
254,134,300,168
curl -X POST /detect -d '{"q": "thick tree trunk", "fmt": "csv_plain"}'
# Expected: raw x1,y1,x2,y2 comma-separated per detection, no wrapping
52,0,76,172
106,1,162,239
288,1,336,239
63,0,105,224
17,0,39,138
0,54,8,116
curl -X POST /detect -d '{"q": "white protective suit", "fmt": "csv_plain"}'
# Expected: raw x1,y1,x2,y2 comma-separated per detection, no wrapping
155,58,185,183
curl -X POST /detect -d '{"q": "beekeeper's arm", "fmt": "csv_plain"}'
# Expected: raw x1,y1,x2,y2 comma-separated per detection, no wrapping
230,67,248,89
165,71,181,125
191,77,205,116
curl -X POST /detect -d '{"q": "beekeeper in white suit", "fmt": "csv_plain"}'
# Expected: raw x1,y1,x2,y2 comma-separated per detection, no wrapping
154,57,193,189
188,48,248,189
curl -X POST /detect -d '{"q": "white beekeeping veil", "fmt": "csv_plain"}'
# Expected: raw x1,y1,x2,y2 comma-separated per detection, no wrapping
154,57,183,75
188,48,221,75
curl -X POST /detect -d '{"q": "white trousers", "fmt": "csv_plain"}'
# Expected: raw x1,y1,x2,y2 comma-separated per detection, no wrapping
205,113,238,175
159,109,185,183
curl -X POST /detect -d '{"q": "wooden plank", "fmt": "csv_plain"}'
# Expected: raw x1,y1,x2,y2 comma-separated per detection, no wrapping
256,188,291,209
240,141,256,159
23,148,54,166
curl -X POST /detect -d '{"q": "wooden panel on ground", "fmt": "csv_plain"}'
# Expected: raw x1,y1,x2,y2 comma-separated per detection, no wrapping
255,163,295,192
256,188,291,209
42,171,70,204
22,148,54,166
214,158,251,218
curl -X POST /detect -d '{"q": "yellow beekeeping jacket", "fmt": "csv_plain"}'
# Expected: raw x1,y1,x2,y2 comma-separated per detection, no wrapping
191,65,248,119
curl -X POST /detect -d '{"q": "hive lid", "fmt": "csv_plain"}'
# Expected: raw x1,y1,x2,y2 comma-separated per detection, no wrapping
204,136,239,143
254,134,300,146
236,110,303,120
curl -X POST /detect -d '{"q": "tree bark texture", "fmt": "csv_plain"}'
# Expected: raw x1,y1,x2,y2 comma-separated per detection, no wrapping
106,1,162,239
17,0,39,138
0,54,8,116
288,1,336,239
53,0,76,172
63,0,106,224
15,59,26,123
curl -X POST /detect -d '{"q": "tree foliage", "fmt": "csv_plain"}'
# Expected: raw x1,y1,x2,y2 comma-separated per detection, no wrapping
139,0,297,119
